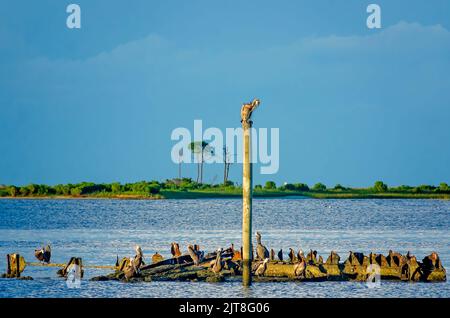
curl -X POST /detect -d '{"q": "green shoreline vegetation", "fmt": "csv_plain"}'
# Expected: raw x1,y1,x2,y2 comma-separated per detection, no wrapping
0,179,449,200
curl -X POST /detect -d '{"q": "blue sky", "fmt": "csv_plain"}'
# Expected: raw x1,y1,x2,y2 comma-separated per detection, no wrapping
1,0,449,187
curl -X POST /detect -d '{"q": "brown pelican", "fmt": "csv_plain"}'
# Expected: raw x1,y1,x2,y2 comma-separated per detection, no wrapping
255,258,269,276
255,232,269,260
135,245,143,257
300,250,307,261
123,258,138,280
187,244,197,264
306,249,318,264
241,98,261,123
298,249,305,262
294,257,306,278
288,248,295,263
171,242,182,258
34,245,51,263
422,252,442,271
123,247,142,279
429,251,441,268
151,252,164,264
132,245,144,271
277,249,283,261
270,249,275,261
34,247,45,262
187,244,204,266
212,248,223,273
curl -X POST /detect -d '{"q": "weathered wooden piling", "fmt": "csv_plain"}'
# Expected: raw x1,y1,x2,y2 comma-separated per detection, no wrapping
242,120,252,286
241,98,260,286
3,253,27,278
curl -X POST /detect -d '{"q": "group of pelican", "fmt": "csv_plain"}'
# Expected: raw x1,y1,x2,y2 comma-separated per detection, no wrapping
117,242,207,279
168,242,204,265
31,235,315,279
112,245,145,279
252,231,307,278
165,232,312,278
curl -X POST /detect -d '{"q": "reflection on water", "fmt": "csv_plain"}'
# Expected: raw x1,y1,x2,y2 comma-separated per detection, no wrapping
0,198,449,298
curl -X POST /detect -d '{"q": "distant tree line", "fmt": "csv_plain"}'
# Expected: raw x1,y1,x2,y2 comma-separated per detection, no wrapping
0,181,162,197
0,178,239,197
0,179,449,197
257,180,450,194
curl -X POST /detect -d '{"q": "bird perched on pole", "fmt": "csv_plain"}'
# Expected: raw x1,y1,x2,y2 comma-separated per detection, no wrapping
240,98,261,124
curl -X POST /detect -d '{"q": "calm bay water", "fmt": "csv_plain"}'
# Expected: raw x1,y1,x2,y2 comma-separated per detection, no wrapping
0,198,449,298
